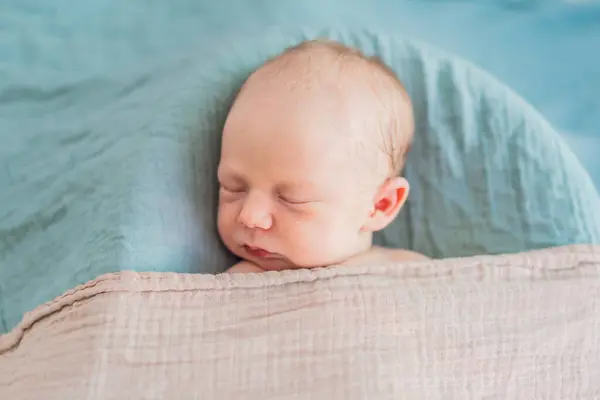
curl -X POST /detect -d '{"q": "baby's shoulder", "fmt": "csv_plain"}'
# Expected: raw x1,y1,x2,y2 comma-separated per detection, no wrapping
373,246,430,262
339,246,429,267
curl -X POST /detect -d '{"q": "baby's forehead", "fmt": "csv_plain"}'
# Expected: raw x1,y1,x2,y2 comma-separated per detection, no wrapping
229,40,413,179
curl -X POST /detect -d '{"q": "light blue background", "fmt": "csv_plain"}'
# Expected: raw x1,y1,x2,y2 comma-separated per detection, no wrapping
2,0,598,183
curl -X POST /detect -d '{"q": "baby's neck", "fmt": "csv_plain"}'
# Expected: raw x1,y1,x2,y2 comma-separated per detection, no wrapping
348,233,374,260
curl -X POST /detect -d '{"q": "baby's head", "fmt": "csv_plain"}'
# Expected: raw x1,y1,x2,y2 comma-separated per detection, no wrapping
217,39,414,271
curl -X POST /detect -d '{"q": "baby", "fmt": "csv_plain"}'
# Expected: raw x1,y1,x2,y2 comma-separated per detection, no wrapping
217,39,428,273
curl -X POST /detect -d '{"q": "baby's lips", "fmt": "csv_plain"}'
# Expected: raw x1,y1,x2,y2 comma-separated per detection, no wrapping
244,244,270,257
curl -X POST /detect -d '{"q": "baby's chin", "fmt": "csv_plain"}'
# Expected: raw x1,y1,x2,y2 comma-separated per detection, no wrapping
234,251,306,271
248,257,300,272
243,254,348,272
230,243,359,271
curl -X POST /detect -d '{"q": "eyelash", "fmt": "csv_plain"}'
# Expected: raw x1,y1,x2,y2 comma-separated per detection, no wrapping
219,184,309,205
278,195,308,205
220,185,245,194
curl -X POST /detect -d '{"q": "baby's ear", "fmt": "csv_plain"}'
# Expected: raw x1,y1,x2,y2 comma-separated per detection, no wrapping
362,177,409,232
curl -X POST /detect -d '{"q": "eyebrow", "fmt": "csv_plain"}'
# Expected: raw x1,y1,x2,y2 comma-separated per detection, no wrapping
218,166,320,193
217,167,244,181
275,181,318,193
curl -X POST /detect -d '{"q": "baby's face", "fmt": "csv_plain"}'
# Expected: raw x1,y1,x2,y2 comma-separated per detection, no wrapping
217,76,378,271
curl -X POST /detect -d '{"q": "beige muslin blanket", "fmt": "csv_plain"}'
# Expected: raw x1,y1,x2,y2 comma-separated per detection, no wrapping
1,245,600,399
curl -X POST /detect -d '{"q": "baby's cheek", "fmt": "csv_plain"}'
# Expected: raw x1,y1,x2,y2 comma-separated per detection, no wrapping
287,218,340,252
217,205,237,235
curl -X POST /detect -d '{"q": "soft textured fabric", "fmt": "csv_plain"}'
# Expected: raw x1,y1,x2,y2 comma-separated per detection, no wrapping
1,245,599,399
1,28,600,334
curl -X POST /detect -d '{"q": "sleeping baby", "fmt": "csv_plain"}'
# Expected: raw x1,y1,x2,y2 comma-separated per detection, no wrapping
217,39,428,273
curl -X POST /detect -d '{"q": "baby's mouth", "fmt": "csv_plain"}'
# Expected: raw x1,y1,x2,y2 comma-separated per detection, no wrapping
243,245,277,259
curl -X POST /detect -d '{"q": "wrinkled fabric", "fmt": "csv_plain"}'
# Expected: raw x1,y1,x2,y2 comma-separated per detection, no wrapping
2,245,600,399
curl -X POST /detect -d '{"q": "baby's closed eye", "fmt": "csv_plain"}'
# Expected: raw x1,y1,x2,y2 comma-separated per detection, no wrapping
277,193,312,205
220,184,246,193
219,184,247,202
275,181,322,206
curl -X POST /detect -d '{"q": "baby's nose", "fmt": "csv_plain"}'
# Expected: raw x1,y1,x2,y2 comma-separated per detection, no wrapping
237,193,273,231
